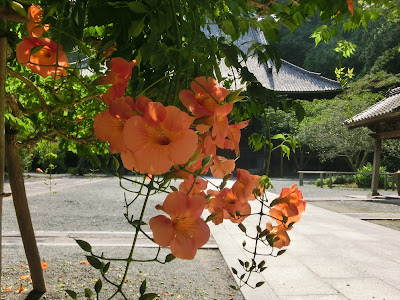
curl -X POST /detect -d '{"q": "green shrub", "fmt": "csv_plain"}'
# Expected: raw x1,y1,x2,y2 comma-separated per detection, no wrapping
355,164,386,188
19,148,34,172
332,175,355,185
32,140,66,173
370,46,400,75
68,167,79,175
315,175,356,187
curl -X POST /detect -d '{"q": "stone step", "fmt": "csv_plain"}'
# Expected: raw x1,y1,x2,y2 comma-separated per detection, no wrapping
2,231,218,248
343,213,400,220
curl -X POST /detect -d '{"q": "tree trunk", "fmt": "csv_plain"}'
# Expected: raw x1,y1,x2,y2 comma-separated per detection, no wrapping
0,32,8,291
5,105,46,292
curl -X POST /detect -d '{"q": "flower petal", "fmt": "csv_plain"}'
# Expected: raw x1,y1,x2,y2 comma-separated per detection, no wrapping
169,232,198,260
149,215,174,247
93,110,125,153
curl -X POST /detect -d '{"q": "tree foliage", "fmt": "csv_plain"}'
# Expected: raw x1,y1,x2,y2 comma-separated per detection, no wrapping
297,94,377,171
278,3,400,79
1,0,393,156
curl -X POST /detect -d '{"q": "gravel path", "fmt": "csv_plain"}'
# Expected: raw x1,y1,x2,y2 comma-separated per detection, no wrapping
2,174,244,299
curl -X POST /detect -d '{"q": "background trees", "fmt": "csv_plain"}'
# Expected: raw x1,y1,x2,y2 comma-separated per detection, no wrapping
1,0,396,176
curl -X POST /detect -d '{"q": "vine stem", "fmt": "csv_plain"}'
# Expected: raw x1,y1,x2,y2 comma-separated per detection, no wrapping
109,176,155,299
263,106,272,175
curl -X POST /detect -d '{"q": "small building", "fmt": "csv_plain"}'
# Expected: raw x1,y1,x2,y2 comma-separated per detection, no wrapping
343,87,400,195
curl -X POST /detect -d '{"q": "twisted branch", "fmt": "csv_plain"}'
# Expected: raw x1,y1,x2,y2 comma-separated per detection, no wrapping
6,66,49,110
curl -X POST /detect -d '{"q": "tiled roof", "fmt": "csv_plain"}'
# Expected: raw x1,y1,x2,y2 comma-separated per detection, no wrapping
204,25,342,94
68,54,98,77
343,87,400,127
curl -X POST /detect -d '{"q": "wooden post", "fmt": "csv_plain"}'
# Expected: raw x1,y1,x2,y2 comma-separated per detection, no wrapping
384,174,387,191
5,97,46,292
392,174,395,191
320,173,323,188
329,173,332,188
395,171,400,196
299,172,303,186
371,138,381,196
0,33,8,291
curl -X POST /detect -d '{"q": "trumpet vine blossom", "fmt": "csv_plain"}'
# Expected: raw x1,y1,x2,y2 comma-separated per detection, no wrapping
123,102,198,175
16,37,69,79
26,4,49,37
149,191,210,260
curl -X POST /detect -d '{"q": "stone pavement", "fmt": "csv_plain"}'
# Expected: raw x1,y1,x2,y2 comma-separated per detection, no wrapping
208,179,400,300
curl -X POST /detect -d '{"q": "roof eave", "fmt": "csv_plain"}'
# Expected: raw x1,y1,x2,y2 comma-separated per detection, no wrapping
276,89,343,100
344,111,400,129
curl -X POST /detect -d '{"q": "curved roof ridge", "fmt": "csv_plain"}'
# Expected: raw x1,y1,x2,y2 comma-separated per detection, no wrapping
343,88,400,126
386,87,400,97
280,59,340,85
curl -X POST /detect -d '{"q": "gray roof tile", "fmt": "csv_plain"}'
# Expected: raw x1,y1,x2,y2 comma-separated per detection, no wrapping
205,25,342,93
343,87,400,126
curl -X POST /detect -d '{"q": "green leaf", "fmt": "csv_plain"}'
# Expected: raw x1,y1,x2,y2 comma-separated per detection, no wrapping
201,155,212,168
112,156,120,172
79,43,92,57
293,12,303,26
128,1,148,13
165,253,176,263
75,239,92,252
129,17,145,38
84,288,93,298
89,155,102,168
10,1,26,17
256,281,265,287
270,199,279,207
30,45,44,55
65,290,78,299
94,279,102,294
86,256,102,269
231,267,238,275
282,215,288,224
248,133,264,151
259,229,269,238
220,173,232,189
139,293,157,300
277,249,287,256
102,262,110,273
281,145,290,158
258,260,265,269
272,134,285,140
226,88,244,103
170,186,178,192
230,285,238,290
140,279,146,295
238,223,246,233
130,220,147,227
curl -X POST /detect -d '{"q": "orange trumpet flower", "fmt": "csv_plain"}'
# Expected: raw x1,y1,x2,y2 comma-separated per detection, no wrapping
149,191,210,260
16,37,69,79
123,102,198,175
